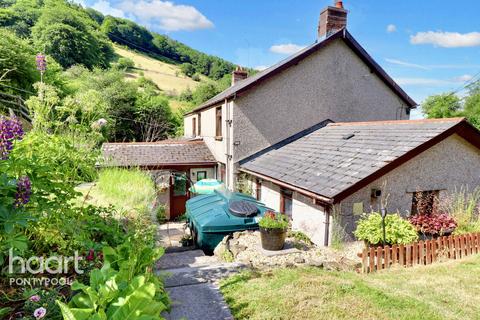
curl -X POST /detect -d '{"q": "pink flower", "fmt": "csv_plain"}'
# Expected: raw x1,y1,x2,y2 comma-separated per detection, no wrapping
29,295,41,302
33,307,46,319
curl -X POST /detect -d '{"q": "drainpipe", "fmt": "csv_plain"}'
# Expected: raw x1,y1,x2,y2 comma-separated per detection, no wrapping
224,98,231,189
324,205,331,246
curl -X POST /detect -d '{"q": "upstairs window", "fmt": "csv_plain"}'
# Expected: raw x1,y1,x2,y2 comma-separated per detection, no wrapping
215,107,222,139
192,117,197,137
198,113,202,136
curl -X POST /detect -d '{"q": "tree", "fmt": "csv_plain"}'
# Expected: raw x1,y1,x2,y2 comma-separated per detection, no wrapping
180,63,195,77
32,4,113,69
464,83,480,128
421,94,462,119
135,92,175,142
0,29,38,95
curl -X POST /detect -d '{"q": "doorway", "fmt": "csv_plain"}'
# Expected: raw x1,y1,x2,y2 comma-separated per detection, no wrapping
169,173,190,219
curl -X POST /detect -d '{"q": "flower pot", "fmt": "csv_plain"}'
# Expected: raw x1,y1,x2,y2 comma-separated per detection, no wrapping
260,227,287,251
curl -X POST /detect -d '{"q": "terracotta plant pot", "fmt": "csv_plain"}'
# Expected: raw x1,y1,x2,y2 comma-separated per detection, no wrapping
260,227,287,251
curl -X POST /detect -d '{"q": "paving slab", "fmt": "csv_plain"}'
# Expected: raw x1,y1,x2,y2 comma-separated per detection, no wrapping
163,283,233,320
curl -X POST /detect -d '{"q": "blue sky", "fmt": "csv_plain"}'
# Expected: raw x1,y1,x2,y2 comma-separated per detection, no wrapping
76,0,480,118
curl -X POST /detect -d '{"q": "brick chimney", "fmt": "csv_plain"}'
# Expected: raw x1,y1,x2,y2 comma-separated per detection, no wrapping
231,66,248,86
318,1,348,39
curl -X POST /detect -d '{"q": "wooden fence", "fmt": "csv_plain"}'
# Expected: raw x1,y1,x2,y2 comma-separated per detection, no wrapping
360,233,480,273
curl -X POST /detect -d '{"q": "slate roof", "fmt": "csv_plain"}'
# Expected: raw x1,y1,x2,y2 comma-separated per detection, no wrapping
101,139,216,167
240,118,469,202
186,29,416,116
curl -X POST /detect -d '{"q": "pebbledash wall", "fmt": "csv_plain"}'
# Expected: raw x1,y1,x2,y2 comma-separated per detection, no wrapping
246,134,480,246
185,38,412,189
337,134,480,238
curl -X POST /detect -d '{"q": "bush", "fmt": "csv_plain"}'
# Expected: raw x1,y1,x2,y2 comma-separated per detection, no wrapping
117,57,134,70
259,211,288,230
408,213,457,236
438,187,480,235
354,213,418,246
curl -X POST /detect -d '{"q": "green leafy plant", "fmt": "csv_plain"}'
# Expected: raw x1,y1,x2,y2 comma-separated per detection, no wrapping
56,240,169,319
259,211,288,230
438,187,480,235
354,213,418,246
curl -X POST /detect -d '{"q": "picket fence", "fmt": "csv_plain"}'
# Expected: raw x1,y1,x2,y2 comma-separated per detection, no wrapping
360,233,480,273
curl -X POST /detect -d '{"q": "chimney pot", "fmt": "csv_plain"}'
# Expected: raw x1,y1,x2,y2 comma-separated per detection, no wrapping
232,66,248,86
318,2,348,39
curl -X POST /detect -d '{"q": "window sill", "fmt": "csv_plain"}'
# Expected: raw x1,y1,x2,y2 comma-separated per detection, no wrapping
215,136,223,141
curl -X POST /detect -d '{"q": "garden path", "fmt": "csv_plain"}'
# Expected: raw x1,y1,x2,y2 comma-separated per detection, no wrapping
156,250,246,320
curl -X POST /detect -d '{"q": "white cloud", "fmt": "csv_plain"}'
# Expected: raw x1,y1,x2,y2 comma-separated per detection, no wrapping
92,0,125,18
410,31,480,48
117,0,214,31
269,43,306,55
386,58,480,70
386,24,397,33
394,75,475,87
394,77,452,87
254,65,269,71
452,74,473,82
71,0,86,6
385,58,429,70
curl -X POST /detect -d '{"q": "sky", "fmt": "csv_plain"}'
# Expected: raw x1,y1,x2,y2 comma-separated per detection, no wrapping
75,0,480,119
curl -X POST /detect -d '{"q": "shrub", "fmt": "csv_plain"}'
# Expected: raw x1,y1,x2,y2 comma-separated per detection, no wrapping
354,213,418,246
438,187,480,235
117,57,135,70
408,213,457,236
259,211,288,230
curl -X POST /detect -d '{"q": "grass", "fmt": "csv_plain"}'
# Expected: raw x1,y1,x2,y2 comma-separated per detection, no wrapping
220,255,480,320
114,45,206,95
76,168,155,217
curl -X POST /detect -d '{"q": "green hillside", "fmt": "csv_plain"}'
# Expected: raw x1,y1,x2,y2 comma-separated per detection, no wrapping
0,0,236,141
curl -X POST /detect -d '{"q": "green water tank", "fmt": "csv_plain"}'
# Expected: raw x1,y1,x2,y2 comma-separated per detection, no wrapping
186,190,271,253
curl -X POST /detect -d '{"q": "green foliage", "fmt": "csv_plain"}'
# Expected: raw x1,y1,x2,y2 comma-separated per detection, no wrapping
31,2,113,69
116,57,134,70
422,93,462,119
354,213,418,246
180,62,195,77
259,212,288,230
0,28,38,93
96,168,155,213
57,240,169,319
439,187,480,235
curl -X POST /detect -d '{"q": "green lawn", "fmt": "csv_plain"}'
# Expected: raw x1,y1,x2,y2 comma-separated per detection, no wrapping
220,255,480,320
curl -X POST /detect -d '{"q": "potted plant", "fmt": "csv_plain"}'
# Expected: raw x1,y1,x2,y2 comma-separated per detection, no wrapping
259,211,288,250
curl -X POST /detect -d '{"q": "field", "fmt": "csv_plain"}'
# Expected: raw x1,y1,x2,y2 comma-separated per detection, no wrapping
220,255,480,320
114,45,204,95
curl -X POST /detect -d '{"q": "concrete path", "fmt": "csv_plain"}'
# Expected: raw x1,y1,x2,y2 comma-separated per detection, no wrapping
157,250,246,320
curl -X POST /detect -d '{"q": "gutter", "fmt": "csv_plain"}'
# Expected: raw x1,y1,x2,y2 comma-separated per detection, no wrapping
239,168,333,205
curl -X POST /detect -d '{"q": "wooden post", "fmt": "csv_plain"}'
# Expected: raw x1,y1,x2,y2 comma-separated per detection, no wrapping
384,246,390,269
399,245,405,266
412,242,418,266
406,245,412,267
369,247,375,273
362,248,368,273
377,246,384,270
392,245,398,265
426,240,432,264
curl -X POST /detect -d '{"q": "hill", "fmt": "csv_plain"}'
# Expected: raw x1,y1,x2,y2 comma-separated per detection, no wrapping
114,45,205,96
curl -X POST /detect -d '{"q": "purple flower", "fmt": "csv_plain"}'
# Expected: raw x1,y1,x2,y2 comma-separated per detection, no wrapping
33,307,46,319
15,176,31,207
0,116,24,160
29,295,41,302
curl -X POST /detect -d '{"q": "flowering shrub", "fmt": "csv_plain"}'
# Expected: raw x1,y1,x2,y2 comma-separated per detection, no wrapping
22,288,65,320
355,213,418,246
0,115,24,159
408,213,457,236
259,211,289,229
